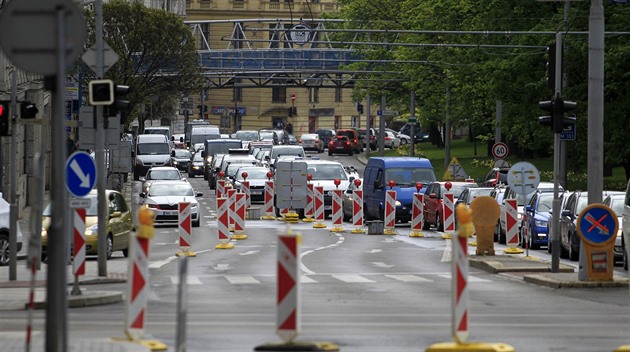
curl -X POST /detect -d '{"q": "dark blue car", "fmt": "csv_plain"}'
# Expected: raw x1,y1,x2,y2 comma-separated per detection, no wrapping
520,192,555,249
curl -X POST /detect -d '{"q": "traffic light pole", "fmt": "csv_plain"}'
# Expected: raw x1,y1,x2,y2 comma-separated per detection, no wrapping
409,90,415,158
9,69,17,280
95,0,108,277
550,32,563,273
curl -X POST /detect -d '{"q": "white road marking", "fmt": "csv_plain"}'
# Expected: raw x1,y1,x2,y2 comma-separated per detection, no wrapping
170,276,202,285
213,264,232,271
331,274,375,283
372,262,394,268
224,275,261,284
437,274,491,283
385,274,433,283
441,239,452,262
239,250,260,256
367,249,382,254
301,275,317,284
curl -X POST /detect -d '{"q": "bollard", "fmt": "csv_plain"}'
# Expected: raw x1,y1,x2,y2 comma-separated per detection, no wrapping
216,179,226,199
215,197,234,249
441,182,455,239
302,174,315,222
330,179,345,233
232,193,248,240
227,188,236,232
71,208,86,296
177,202,196,257
261,172,276,220
384,180,397,235
312,186,326,228
409,182,424,238
503,199,523,254
241,172,251,210
351,179,365,234
121,207,167,350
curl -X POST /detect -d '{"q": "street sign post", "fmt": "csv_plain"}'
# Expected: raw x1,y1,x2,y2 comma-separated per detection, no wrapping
576,204,618,281
506,162,540,205
65,152,97,197
560,123,576,141
491,142,509,159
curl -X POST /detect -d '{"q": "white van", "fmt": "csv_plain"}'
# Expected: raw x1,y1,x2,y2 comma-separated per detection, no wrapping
133,134,172,180
623,179,630,270
143,126,172,143
189,125,220,150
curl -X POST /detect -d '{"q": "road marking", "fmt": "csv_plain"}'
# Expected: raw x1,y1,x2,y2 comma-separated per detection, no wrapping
301,275,317,284
224,275,261,284
441,239,452,262
385,274,433,283
367,249,382,253
437,274,491,283
300,233,344,275
170,275,202,285
213,264,232,271
239,250,260,256
372,262,394,268
331,274,375,283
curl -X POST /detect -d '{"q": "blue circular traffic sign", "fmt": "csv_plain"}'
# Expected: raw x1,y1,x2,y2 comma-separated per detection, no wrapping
65,151,97,197
577,204,619,246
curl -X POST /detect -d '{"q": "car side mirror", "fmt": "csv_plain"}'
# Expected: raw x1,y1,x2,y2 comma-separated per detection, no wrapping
196,192,203,197
171,136,175,141
171,150,175,157
139,192,147,198
110,211,122,218
525,205,532,213
201,151,206,158
374,181,382,189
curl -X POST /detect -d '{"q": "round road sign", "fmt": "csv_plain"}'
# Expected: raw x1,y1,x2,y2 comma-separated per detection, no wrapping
491,142,509,159
0,0,87,75
506,161,540,197
577,204,618,246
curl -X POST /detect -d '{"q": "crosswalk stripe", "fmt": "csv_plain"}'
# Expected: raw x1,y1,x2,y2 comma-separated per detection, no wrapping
385,274,433,283
437,274,491,283
224,275,261,284
331,274,375,283
170,276,202,285
301,275,318,284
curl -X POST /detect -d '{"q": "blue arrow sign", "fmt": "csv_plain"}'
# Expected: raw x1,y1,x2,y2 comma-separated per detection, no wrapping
577,204,619,246
65,151,97,197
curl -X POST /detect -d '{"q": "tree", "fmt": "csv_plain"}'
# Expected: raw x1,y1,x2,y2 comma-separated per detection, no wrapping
82,0,204,128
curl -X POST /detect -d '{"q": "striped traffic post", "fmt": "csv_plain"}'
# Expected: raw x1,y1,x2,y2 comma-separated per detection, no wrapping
330,179,345,233
261,172,276,220
351,179,365,234
441,182,455,239
232,193,248,240
384,180,397,235
216,179,226,199
302,174,315,222
70,207,86,295
427,203,514,352
241,172,251,210
177,202,196,257
503,199,523,254
227,188,236,232
215,197,234,249
409,182,424,238
122,208,166,349
312,185,326,228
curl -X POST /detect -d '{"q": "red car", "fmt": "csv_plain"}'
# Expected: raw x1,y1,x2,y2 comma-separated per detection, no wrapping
328,136,354,156
422,181,479,231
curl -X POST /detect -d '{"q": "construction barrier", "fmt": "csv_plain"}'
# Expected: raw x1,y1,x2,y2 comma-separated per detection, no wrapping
216,179,226,199
443,192,455,234
352,187,365,234
232,193,248,240
313,186,326,228
73,208,86,277
215,197,234,249
227,188,236,232
503,199,523,254
302,183,315,222
262,180,276,220
410,193,424,238
384,185,397,235
330,188,344,233
241,179,251,210
276,231,300,342
277,207,289,221
177,202,196,257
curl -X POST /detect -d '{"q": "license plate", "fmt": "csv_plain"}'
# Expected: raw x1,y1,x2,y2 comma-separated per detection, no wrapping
336,147,344,149
159,210,177,216
251,190,262,195
324,206,332,211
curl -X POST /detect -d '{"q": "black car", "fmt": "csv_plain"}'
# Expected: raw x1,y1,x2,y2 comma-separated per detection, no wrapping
170,149,192,171
315,129,336,147
188,152,204,178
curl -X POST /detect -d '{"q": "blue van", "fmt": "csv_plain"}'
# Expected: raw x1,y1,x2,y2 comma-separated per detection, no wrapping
363,157,436,222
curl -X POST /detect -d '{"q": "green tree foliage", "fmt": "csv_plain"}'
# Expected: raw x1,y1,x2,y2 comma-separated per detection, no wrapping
82,0,203,127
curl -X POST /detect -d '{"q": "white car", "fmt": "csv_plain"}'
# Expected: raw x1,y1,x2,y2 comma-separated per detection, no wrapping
0,195,23,266
141,180,202,227
383,131,401,149
303,160,350,217
141,166,186,194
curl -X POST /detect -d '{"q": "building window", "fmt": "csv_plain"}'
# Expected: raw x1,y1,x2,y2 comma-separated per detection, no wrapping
272,86,287,103
335,86,342,102
309,87,319,104
233,78,242,102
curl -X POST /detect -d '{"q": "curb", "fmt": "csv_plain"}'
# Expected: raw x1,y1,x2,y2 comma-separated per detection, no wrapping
469,255,574,274
32,290,124,309
523,274,630,289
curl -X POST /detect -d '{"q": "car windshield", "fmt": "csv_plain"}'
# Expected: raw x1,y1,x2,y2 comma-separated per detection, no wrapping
192,153,203,162
137,143,170,155
237,168,269,180
227,164,250,177
385,168,436,187
440,184,477,198
271,147,304,159
301,134,318,140
235,131,259,141
610,198,624,216
191,134,220,145
146,169,181,180
207,142,242,155
576,195,589,214
466,188,493,203
538,194,554,212
173,150,191,158
43,194,99,217
148,183,194,197
260,132,275,140
307,164,348,181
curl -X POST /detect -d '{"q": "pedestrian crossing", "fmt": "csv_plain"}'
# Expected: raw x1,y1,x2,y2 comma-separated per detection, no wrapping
154,272,492,286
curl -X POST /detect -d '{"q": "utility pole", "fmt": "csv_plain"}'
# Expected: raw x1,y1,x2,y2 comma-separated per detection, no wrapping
9,69,17,280
95,0,108,277
365,94,371,159
378,94,385,156
409,90,416,158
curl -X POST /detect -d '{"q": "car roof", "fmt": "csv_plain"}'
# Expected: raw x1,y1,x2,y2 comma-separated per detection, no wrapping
148,166,179,171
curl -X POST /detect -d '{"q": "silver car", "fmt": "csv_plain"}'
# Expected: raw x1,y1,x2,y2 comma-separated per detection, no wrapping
141,180,202,227
299,133,324,153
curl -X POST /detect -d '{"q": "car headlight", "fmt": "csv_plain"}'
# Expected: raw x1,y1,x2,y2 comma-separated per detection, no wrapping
395,200,401,206
173,161,178,165
85,224,97,237
535,219,547,227
517,213,523,220
145,203,158,209
193,166,201,170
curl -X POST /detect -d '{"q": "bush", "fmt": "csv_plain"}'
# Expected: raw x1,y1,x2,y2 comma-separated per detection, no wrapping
396,144,425,157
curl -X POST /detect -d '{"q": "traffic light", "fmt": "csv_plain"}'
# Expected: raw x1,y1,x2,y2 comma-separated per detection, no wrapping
197,104,208,118
88,79,114,106
20,101,38,119
538,96,576,134
538,99,554,128
546,42,561,92
357,103,364,114
0,101,10,136
288,107,293,117
291,106,297,116
107,84,131,117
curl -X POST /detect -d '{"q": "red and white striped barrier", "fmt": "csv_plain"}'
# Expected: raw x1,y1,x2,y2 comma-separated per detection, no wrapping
177,202,196,256
73,208,86,276
277,207,289,221
276,231,301,342
227,188,236,232
410,193,424,237
232,193,248,240
384,188,397,235
352,189,365,234
443,192,455,233
503,199,523,254
302,183,315,222
125,208,154,341
241,180,251,210
216,180,226,199
330,188,344,233
215,197,234,249
313,186,326,228
452,206,470,344
262,180,276,220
